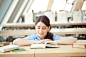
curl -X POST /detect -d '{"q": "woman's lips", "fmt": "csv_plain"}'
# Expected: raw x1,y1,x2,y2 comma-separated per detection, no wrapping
39,33,43,35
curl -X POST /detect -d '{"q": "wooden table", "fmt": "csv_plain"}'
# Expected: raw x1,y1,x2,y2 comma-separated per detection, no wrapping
0,45,86,57
35,45,86,57
0,46,35,57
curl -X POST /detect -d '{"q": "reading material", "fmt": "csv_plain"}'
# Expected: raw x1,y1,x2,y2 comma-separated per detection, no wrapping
31,41,59,49
72,43,86,49
11,48,26,52
72,40,86,49
76,40,86,45
0,45,20,53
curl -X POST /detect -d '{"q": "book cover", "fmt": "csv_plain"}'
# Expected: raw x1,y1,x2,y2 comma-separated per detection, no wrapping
11,48,26,52
30,41,59,49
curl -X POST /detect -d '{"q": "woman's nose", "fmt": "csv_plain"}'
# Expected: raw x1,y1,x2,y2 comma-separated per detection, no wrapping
39,29,43,33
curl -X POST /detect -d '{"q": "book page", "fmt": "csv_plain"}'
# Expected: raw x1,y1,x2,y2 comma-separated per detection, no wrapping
45,41,59,48
45,41,57,45
30,44,45,49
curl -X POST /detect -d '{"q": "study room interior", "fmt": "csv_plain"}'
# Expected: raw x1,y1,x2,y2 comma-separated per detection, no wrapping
0,0,86,57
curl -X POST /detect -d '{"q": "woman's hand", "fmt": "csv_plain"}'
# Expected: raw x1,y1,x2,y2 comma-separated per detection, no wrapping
35,39,52,44
43,39,52,41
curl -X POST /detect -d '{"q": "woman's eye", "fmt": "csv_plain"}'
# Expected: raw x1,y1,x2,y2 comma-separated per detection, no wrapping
43,28,46,29
37,28,40,29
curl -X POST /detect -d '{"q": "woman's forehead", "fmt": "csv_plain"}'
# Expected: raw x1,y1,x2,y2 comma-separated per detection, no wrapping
36,22,46,26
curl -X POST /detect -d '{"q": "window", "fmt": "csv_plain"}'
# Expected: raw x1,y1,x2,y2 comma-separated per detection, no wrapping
64,0,74,12
51,0,75,12
51,0,66,12
28,0,49,13
82,1,86,10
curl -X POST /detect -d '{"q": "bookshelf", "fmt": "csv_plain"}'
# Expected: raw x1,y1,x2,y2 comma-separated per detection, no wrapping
1,22,86,42
2,22,86,27
0,28,86,36
0,30,36,36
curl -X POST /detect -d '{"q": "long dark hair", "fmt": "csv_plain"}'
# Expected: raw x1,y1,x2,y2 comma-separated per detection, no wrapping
35,15,53,40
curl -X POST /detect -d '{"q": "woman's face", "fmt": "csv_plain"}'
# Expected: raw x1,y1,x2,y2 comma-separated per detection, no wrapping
35,22,50,39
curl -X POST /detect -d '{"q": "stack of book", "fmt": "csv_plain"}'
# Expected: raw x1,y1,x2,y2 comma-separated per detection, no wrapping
72,40,86,49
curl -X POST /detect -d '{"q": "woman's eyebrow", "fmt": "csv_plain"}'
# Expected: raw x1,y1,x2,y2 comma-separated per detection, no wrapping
43,26,47,27
37,26,40,27
37,26,47,27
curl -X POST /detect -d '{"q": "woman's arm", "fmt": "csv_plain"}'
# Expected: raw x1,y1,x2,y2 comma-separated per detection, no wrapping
13,37,51,46
13,37,38,46
55,37,77,45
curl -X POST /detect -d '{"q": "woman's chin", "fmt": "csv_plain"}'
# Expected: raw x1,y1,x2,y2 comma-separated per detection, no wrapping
39,35,44,39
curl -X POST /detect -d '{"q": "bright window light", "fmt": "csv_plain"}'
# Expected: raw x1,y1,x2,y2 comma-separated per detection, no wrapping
51,0,74,12
28,0,49,13
82,1,86,10
51,0,66,12
64,3,72,12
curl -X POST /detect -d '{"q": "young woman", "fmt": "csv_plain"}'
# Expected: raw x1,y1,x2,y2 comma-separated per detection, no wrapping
13,15,77,46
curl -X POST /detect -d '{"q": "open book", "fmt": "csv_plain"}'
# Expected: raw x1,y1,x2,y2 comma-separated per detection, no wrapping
30,41,59,49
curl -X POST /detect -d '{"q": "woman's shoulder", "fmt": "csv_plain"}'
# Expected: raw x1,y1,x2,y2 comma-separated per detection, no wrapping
53,34,61,40
27,34,37,37
53,34,61,38
27,34,37,40
53,34,58,36
31,34,37,36
27,34,41,41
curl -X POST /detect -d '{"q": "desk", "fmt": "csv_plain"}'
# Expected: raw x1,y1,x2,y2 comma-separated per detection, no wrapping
0,46,35,57
35,45,86,57
0,45,86,57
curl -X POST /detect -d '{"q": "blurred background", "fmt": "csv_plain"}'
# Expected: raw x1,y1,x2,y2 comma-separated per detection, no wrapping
0,0,86,42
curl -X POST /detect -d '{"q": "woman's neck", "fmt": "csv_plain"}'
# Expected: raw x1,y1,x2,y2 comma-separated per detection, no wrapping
39,36,45,40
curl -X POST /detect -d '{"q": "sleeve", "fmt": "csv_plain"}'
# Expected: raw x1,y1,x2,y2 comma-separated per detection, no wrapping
53,34,61,41
27,34,35,40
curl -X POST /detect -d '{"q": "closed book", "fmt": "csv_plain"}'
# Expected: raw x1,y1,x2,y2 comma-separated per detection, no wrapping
11,48,26,52
30,41,59,49
0,45,20,53
72,40,86,49
76,40,86,45
72,43,86,49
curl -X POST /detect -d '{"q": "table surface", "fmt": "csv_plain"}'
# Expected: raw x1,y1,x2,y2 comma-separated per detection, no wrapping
0,45,86,57
35,45,86,57
0,46,35,57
